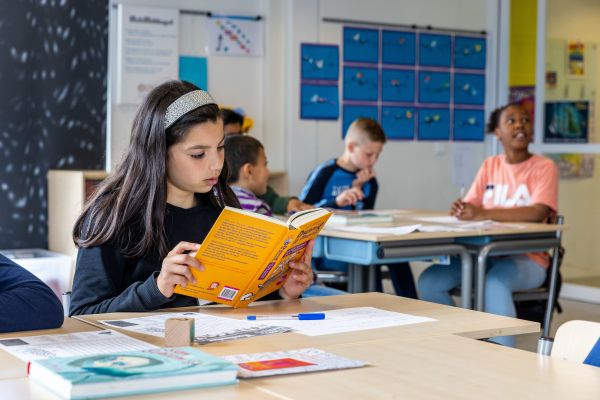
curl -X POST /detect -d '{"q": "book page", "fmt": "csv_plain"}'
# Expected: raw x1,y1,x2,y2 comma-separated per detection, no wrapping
0,330,157,362
250,307,435,336
223,347,366,378
99,311,291,344
174,207,289,305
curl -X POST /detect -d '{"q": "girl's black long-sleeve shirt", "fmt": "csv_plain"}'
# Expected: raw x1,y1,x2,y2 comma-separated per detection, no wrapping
70,197,281,316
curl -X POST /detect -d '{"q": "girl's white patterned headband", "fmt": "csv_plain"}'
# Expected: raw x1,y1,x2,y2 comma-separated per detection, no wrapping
164,90,216,129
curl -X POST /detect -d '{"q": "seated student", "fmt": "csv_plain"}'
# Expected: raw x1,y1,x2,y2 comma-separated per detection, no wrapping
299,118,417,299
224,135,273,216
0,253,63,332
69,81,315,315
418,103,558,347
221,107,312,215
225,135,346,297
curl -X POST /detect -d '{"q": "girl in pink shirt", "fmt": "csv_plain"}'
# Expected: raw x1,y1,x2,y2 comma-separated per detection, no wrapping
418,103,558,347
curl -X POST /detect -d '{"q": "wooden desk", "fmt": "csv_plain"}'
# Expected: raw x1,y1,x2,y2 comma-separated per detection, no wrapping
0,318,99,380
1,293,597,399
316,210,565,310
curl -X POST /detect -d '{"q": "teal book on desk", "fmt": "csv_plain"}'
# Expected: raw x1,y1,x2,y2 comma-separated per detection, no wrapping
28,347,239,399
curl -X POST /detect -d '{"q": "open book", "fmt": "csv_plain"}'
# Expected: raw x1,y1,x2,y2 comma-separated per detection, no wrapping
174,207,332,307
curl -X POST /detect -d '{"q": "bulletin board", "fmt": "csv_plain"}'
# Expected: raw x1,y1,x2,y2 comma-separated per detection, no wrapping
341,26,486,141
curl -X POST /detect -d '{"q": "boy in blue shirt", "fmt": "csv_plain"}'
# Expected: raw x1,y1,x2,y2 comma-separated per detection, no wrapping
300,118,416,298
0,253,64,332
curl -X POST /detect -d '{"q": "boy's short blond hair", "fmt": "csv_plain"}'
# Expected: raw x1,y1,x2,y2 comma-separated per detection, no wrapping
345,118,387,145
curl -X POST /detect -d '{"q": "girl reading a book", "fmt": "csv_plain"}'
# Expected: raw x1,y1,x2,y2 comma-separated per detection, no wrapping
418,103,558,347
69,81,315,315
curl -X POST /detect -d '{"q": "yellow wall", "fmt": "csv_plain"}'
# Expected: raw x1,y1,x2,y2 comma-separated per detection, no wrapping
509,0,537,86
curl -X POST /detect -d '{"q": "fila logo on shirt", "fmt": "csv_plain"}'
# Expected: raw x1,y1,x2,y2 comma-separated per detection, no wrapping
483,184,532,207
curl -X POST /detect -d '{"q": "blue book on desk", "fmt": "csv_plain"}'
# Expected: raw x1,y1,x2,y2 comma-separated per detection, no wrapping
28,347,238,399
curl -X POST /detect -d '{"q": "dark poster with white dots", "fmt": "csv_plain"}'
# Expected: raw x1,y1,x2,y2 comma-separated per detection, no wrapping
0,0,107,249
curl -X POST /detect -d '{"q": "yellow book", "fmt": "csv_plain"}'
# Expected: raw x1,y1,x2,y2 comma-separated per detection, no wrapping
174,207,332,308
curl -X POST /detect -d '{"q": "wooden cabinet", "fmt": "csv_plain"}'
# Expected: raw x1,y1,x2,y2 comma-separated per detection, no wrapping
47,170,107,256
268,170,289,196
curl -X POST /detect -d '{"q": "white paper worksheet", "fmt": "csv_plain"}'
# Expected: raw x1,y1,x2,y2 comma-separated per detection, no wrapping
246,307,436,336
0,330,157,362
100,312,291,344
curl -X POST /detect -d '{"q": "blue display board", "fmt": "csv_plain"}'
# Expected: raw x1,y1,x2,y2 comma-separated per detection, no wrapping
418,71,451,104
300,84,339,120
454,37,486,69
454,73,485,105
343,66,378,101
343,27,379,63
453,109,485,141
419,34,451,67
382,30,416,65
418,108,450,140
341,26,486,141
301,44,339,81
342,105,378,136
382,69,415,102
179,56,208,90
381,106,415,139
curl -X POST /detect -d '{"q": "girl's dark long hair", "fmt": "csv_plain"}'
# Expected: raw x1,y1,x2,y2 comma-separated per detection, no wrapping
73,80,239,259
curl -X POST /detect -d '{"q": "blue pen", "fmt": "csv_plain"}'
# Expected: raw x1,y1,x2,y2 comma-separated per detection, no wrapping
246,312,325,321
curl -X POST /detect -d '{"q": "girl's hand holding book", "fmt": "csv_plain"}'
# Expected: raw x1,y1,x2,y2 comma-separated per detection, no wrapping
279,240,315,300
157,241,204,298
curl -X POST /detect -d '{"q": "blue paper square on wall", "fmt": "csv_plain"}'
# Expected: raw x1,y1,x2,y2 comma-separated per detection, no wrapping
454,37,486,69
453,109,484,141
382,69,415,102
419,33,451,67
301,44,339,81
342,105,378,138
343,27,379,63
418,71,451,104
300,84,339,120
381,106,415,139
418,108,450,140
454,73,485,105
343,66,378,101
382,30,416,65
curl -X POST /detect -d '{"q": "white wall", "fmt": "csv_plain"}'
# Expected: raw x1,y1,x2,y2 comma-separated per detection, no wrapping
283,0,495,210
108,0,500,211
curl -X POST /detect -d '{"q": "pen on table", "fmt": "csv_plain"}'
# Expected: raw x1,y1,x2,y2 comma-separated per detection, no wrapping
246,313,326,321
459,185,465,199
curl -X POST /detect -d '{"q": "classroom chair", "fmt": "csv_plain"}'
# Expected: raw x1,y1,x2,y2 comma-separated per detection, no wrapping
550,320,600,367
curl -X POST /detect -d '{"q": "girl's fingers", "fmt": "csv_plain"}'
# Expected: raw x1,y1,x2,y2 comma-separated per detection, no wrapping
168,241,201,256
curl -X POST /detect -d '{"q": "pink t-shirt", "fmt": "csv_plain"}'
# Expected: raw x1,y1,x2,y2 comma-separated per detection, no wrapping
463,154,559,268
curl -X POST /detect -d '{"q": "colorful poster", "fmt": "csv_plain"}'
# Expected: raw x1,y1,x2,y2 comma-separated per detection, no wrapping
453,109,485,141
567,41,584,77
418,71,451,104
342,105,378,137
301,44,339,81
343,67,378,101
382,31,416,65
419,34,451,67
418,108,450,140
547,154,594,179
544,101,589,143
116,5,179,105
343,27,379,63
207,16,263,56
381,69,415,102
381,107,415,140
300,84,339,120
454,37,486,69
454,73,485,105
179,56,208,90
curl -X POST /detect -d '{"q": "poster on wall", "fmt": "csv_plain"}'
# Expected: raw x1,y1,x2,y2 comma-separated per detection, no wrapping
567,41,585,77
206,15,263,56
544,101,589,143
300,84,339,120
116,5,179,105
301,44,339,81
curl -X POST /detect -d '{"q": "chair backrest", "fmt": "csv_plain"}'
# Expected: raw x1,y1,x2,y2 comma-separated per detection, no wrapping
551,320,600,363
